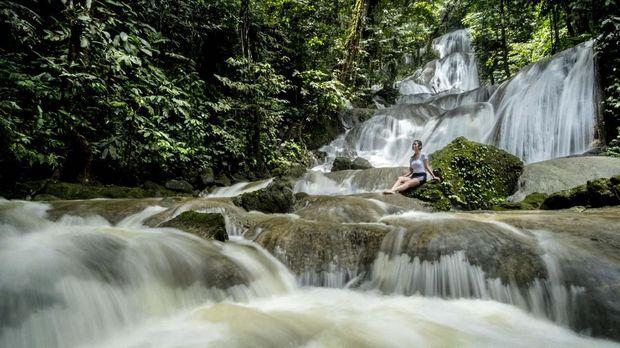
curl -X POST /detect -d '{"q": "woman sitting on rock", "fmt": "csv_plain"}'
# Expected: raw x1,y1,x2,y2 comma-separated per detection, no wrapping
384,139,439,194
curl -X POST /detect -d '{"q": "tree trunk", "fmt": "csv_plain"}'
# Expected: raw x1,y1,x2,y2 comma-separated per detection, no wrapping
339,0,368,83
499,0,511,78
240,0,252,61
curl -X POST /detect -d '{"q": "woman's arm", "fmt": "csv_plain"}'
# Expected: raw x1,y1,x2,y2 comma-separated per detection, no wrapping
424,159,439,181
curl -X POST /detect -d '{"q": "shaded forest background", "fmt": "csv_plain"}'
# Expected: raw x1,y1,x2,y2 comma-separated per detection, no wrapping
1,0,619,191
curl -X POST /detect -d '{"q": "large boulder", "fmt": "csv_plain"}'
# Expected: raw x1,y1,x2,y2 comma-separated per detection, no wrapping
404,137,524,210
233,178,295,214
161,211,229,242
509,156,620,202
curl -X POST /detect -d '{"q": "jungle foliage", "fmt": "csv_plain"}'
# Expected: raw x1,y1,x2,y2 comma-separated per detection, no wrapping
0,0,618,189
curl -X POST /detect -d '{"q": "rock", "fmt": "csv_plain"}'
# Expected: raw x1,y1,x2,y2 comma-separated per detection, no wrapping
379,214,546,287
161,211,228,242
499,192,549,210
331,157,353,171
509,156,620,202
214,174,232,187
37,181,185,200
338,108,375,130
271,164,307,179
200,167,216,185
352,157,373,170
331,157,373,172
404,137,524,210
233,178,294,214
541,175,620,209
245,215,391,284
165,179,194,193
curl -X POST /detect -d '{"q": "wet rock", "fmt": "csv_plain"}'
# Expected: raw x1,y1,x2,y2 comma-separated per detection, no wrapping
47,198,170,224
214,174,232,187
380,215,546,287
292,195,412,223
352,157,373,170
35,181,184,200
509,156,620,202
339,108,375,130
331,157,373,172
331,157,353,171
499,192,549,210
165,179,194,193
494,208,620,340
245,215,391,284
541,175,620,209
233,178,294,214
200,167,216,185
161,211,229,242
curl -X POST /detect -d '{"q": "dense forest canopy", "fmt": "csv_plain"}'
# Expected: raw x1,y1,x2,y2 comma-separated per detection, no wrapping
0,0,618,190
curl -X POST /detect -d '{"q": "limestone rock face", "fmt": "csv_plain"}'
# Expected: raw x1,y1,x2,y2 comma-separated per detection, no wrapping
405,137,524,210
510,156,620,202
233,178,294,214
161,211,229,242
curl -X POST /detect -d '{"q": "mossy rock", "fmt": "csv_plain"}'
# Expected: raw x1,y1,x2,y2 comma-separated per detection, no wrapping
403,137,523,210
36,181,187,200
161,211,228,242
542,175,620,209
498,192,549,210
233,178,294,214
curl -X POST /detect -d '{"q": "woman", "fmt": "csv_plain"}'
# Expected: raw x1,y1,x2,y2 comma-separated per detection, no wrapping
384,139,439,194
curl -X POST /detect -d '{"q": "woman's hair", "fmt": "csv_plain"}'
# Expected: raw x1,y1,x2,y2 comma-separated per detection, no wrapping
412,140,423,149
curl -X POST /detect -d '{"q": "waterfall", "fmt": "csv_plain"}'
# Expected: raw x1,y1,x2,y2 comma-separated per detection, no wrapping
490,41,597,162
316,32,597,170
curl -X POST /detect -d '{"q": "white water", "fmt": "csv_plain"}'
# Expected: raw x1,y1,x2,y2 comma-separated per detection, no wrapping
316,32,597,171
1,199,618,347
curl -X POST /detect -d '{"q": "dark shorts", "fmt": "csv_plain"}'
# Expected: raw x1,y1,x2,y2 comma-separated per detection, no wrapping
410,172,427,183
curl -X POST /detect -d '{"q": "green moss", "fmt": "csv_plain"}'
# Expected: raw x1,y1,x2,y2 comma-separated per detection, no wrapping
542,175,620,209
161,211,228,242
36,181,188,200
403,137,523,210
497,192,549,210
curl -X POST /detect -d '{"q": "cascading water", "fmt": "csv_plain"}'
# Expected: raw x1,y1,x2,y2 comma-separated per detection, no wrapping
1,199,619,347
0,200,297,348
315,30,597,171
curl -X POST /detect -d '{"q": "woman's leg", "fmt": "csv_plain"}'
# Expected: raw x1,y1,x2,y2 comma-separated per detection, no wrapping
389,176,409,192
393,178,421,193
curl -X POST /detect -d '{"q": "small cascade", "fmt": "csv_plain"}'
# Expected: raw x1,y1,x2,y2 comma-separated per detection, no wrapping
400,29,480,94
203,178,273,198
0,201,297,348
359,212,595,331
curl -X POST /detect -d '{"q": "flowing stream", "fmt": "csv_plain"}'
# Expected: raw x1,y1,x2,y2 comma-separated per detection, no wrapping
1,200,619,348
